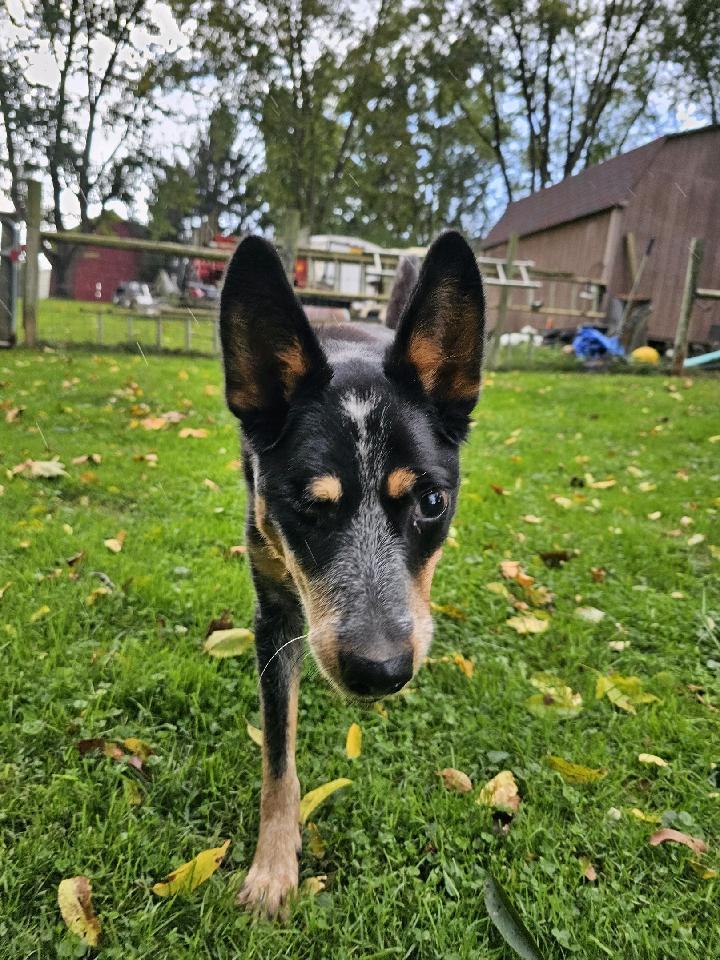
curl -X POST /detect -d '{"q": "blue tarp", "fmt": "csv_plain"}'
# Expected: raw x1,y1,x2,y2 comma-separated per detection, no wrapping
572,326,624,359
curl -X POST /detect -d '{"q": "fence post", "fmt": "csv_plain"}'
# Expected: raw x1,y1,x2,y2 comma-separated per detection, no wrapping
23,179,42,347
184,314,192,351
486,233,518,370
671,238,704,376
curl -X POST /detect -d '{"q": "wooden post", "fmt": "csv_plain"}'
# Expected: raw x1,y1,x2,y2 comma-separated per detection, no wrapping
486,233,518,369
184,314,192,351
155,315,163,350
23,179,42,347
672,238,704,375
278,208,301,281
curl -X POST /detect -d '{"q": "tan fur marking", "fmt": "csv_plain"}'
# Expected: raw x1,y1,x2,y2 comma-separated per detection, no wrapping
409,547,444,670
277,339,309,397
308,475,342,502
386,467,418,498
407,333,443,392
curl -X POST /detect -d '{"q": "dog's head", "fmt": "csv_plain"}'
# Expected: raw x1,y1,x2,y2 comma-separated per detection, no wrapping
220,232,484,699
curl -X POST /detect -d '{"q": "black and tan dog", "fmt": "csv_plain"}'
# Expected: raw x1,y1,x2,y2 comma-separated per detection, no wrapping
219,231,485,917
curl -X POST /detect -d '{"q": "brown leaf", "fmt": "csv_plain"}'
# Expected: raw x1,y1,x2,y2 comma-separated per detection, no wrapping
579,858,598,882
5,406,24,423
104,530,126,553
66,551,85,568
204,610,234,638
57,876,101,946
591,566,607,583
453,652,474,678
437,768,473,793
477,770,520,813
649,829,707,854
227,544,247,556
179,427,208,439
140,416,168,431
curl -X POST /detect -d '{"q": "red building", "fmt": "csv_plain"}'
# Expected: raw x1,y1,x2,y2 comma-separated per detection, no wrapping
51,215,146,302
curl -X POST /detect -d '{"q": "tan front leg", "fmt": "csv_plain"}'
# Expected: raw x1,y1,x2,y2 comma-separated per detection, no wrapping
237,583,303,920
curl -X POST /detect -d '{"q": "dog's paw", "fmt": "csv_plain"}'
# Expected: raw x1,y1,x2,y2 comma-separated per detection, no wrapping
236,856,299,920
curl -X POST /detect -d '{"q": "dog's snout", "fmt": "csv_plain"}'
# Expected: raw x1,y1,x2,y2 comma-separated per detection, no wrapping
339,650,413,698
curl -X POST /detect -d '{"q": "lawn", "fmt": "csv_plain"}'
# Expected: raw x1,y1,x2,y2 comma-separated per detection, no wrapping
1,348,718,959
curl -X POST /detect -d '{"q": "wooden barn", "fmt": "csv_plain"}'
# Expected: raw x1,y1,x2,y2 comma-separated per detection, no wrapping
481,125,720,348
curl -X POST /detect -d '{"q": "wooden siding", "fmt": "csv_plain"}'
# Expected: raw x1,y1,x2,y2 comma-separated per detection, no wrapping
606,128,720,342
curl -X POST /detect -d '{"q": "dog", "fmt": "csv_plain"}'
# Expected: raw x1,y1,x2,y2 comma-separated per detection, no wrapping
219,230,485,917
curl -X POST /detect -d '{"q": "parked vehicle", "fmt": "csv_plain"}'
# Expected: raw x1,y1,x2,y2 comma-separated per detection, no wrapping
112,281,155,310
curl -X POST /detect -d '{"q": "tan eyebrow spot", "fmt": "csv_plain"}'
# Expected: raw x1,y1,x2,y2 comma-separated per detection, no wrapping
308,475,342,502
387,467,418,498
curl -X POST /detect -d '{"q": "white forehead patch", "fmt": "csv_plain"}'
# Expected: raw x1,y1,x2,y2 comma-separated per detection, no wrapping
341,390,386,488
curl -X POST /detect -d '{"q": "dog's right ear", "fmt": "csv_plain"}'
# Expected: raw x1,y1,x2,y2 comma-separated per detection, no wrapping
219,236,331,448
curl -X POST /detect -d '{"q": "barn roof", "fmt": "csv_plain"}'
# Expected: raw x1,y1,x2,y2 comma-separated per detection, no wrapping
481,127,716,247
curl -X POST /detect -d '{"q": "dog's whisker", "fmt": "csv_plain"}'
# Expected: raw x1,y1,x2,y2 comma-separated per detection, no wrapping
259,632,308,681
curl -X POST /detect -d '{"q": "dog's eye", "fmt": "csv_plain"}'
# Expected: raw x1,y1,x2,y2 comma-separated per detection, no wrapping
414,489,448,521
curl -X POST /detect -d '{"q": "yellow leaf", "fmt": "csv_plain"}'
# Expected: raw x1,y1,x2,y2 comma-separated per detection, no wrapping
346,723,362,759
152,839,230,897
525,673,583,719
486,581,511,598
178,369,189,380
57,876,101,946
301,875,327,896
453,652,474,678
0,581,13,600
506,614,548,634
299,778,352,825
629,807,662,824
687,533,705,547
123,738,153,762
104,530,126,553
85,586,111,605
246,721,263,746
477,770,520,812
521,514,543,524
546,756,607,784
30,604,51,623
596,673,661,713
306,822,326,858
588,477,617,489
437,768,473,793
179,427,208,439
430,601,466,620
638,753,668,768
688,861,718,880
203,627,254,658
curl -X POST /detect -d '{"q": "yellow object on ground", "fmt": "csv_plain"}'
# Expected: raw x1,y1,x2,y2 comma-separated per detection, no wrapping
631,346,660,364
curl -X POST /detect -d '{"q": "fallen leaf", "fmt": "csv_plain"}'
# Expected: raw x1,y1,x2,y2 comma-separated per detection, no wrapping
483,875,542,960
301,875,327,896
85,586,111,604
588,477,616,489
486,581,512,598
453,652,474,678
203,627,254,658
490,483,508,495
575,606,605,624
477,770,520,813
299,778,352,824
28,459,67,478
346,723,362,760
430,601,466,620
638,753,668,768
546,756,607,785
649,829,707,855
596,673,661,713
608,639,630,652
687,533,705,547
66,550,85,567
228,544,247,555
521,514,543,524
152,839,231,896
72,453,102,465
306,822,326,858
590,566,607,583
538,550,574,567
160,410,186,423
5,406,24,423
525,673,583,719
246,721,263,746
437,768,473,793
179,428,208,439
0,581,12,600
140,416,167,431
30,604,50,623
506,614,549,635
203,477,220,492
57,876,101,946
629,807,662,824
648,511,662,520
579,857,598,882
204,610,233,638
204,384,220,396
550,495,574,509
123,738,153,763
638,481,657,493
103,530,126,553
688,861,718,879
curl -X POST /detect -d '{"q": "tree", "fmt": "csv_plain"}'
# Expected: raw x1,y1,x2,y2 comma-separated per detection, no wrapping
0,0,191,291
441,0,668,199
671,0,720,125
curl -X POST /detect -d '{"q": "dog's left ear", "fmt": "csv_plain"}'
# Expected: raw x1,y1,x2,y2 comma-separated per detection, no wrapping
219,236,331,448
385,231,484,442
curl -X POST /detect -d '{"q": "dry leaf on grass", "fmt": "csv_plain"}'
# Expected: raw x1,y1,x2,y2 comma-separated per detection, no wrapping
525,673,583,719
579,857,598,882
546,756,607,784
301,875,327,896
0,581,12,601
246,721,263,746
346,723,362,759
575,606,605,624
103,530,126,553
299,778,352,824
430,601,466,620
58,876,101,946
306,822,326,858
477,770,520,813
638,753,669,768
596,673,661,713
179,427,208,439
437,768,473,793
649,829,707,855
688,861,718,879
203,627,254,658
453,652,474,678
152,839,231,896
506,614,549,635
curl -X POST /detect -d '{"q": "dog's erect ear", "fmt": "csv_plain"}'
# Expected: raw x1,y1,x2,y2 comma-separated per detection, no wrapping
219,236,331,447
384,231,485,442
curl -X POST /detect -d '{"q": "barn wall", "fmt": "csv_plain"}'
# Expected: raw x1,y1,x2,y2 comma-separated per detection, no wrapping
483,210,613,334
607,129,720,343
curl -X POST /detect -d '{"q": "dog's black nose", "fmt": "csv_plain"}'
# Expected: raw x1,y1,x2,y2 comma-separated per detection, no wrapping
339,650,413,697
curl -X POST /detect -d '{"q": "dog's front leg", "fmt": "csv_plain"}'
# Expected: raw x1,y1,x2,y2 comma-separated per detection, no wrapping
237,578,304,919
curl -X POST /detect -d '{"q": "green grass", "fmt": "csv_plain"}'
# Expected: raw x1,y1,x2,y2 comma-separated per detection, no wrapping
1,348,719,959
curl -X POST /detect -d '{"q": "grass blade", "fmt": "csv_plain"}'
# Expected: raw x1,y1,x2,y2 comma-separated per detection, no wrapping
483,874,543,960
